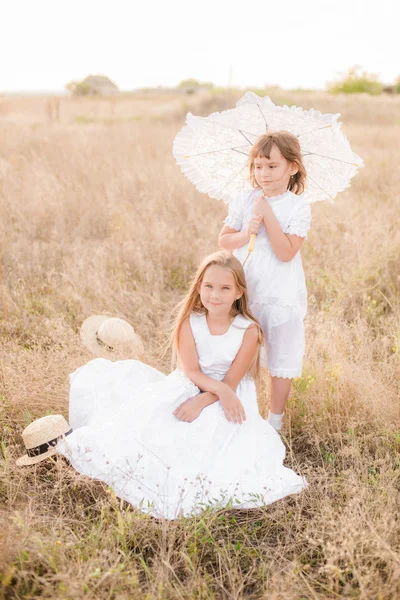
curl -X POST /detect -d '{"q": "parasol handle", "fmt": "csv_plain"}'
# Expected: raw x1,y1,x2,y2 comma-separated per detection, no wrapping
242,234,256,267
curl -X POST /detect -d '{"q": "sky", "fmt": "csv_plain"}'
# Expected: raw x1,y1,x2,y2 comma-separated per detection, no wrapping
1,0,398,92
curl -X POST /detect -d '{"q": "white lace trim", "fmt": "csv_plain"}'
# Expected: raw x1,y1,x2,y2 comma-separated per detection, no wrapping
223,213,242,231
172,115,253,205
286,224,309,239
285,198,311,239
269,367,302,379
251,296,304,310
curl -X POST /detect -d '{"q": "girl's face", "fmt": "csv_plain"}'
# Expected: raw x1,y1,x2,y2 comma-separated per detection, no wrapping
199,265,242,317
253,145,298,197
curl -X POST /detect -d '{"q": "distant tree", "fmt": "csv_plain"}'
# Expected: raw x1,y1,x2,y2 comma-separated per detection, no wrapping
65,75,119,97
177,78,214,95
178,78,201,89
327,66,383,95
395,77,400,94
65,81,78,94
65,80,92,96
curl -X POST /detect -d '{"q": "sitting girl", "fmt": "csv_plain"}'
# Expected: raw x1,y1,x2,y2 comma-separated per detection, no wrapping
58,250,306,519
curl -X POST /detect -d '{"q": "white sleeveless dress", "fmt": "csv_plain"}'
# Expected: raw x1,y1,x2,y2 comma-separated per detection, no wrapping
58,312,306,519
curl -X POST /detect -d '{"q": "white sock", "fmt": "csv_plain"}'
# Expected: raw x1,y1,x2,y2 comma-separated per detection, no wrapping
267,411,284,431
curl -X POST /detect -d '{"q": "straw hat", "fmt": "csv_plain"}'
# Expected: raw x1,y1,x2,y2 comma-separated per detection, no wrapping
16,414,72,467
80,315,143,359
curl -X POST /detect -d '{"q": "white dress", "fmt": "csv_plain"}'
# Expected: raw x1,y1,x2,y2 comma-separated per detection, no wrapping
224,189,311,378
58,312,306,519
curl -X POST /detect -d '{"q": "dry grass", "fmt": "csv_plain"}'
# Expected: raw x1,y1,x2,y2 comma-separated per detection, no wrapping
0,90,399,599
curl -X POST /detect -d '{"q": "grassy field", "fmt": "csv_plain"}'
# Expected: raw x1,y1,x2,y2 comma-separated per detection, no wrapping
0,89,399,599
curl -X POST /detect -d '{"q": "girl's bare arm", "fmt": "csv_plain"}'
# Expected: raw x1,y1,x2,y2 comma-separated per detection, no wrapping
218,225,249,251
222,325,259,390
178,319,259,423
178,318,231,397
263,214,304,262
179,319,258,391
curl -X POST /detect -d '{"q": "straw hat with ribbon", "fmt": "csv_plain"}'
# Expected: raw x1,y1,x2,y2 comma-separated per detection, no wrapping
80,315,143,359
16,414,72,466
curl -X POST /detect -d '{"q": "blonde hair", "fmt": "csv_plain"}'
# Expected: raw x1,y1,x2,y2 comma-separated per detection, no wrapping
249,131,307,195
170,250,264,379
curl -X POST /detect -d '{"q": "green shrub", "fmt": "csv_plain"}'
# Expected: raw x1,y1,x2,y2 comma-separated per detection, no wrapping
177,78,202,89
327,65,383,95
65,80,93,96
177,79,215,94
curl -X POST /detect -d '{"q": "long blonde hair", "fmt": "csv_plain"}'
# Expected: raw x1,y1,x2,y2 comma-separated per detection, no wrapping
170,250,264,379
249,131,307,195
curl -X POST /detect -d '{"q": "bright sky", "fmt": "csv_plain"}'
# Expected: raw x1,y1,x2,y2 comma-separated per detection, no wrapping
1,0,398,92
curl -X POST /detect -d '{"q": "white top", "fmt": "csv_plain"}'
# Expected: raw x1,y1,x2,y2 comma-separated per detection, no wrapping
224,189,311,322
189,312,253,382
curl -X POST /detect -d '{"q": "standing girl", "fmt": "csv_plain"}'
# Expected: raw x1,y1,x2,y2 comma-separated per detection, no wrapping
219,132,311,432
58,250,306,520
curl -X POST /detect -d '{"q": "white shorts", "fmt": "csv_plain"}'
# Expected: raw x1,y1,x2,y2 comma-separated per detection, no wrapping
251,303,305,379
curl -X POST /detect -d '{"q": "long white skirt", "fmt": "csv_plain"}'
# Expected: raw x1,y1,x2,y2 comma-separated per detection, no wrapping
58,358,307,519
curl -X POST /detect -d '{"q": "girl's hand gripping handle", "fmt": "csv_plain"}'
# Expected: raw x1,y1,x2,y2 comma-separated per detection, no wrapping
243,234,256,267
248,234,256,252
243,214,262,266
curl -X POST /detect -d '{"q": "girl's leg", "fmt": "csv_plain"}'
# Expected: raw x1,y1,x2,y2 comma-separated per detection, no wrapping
250,303,304,430
266,313,304,430
267,376,291,430
270,376,291,415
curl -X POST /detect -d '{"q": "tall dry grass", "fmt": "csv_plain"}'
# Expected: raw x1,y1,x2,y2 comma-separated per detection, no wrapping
0,91,399,599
